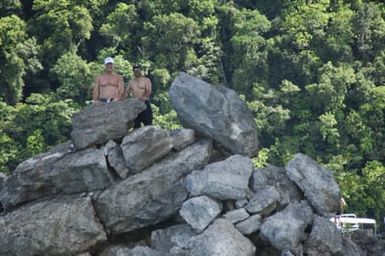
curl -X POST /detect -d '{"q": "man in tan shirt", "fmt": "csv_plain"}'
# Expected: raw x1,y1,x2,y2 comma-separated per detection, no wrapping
92,57,124,104
125,64,153,128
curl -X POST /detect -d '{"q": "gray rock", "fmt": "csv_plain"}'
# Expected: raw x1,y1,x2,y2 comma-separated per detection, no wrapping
303,216,343,256
260,201,314,252
94,140,212,235
222,208,250,224
0,197,107,256
251,169,269,189
235,214,262,235
342,237,363,256
286,154,340,216
351,229,384,256
0,147,113,211
185,218,256,256
151,224,195,253
121,126,173,173
170,128,196,151
71,98,146,149
179,196,222,232
186,155,253,200
0,172,6,192
245,186,280,216
77,253,92,256
104,140,130,179
253,165,303,206
169,72,259,157
99,245,163,256
235,199,249,208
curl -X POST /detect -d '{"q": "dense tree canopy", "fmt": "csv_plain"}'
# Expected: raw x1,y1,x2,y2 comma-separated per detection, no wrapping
1,0,385,222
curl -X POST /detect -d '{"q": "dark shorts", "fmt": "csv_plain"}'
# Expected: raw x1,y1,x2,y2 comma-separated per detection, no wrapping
134,100,153,128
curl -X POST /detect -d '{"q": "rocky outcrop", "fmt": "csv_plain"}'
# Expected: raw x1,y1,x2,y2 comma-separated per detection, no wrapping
185,154,253,200
71,98,146,149
94,139,212,235
1,73,379,256
286,153,340,216
169,72,259,157
0,196,106,256
0,146,113,211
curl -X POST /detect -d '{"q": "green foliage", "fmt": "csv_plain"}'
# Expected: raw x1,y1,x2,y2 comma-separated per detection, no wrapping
51,51,96,103
0,15,41,104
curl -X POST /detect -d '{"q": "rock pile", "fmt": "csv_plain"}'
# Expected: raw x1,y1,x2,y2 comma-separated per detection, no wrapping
0,73,382,256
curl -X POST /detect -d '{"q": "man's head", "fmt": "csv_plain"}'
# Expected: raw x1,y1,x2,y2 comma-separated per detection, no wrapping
133,64,142,77
104,57,114,73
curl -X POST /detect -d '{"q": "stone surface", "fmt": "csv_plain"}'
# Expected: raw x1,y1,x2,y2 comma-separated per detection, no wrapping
169,72,259,157
170,128,196,151
222,208,250,224
0,147,113,211
351,229,385,256
99,245,163,256
186,155,253,200
252,165,303,207
71,98,146,149
121,126,173,173
303,216,343,256
235,214,262,235
0,196,107,256
286,154,340,216
342,237,363,256
151,224,195,253
94,140,212,234
245,186,280,216
260,201,314,252
184,218,256,256
104,140,130,179
179,195,222,232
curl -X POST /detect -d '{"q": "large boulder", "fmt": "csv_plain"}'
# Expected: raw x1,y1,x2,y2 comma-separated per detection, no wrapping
169,72,258,157
120,126,173,173
151,224,196,253
104,140,130,179
260,201,314,253
286,153,340,216
245,186,281,217
251,165,303,206
181,218,256,256
0,196,107,256
185,155,253,200
303,216,343,255
0,147,113,211
94,140,212,235
179,195,222,232
71,98,146,149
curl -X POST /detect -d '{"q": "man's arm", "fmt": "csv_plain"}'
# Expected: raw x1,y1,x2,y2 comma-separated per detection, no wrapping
145,78,152,100
92,76,100,102
124,80,133,98
117,75,124,100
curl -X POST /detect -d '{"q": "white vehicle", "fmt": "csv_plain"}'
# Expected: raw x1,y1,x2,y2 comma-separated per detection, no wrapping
330,213,377,235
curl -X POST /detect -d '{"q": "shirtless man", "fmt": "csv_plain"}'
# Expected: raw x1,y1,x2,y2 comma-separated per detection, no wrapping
125,64,153,128
92,57,124,104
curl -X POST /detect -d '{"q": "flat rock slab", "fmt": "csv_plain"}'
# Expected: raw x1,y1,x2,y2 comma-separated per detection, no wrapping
184,218,256,256
169,72,259,157
186,154,253,200
0,147,112,211
286,153,340,216
71,98,146,149
121,126,173,173
0,196,107,256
